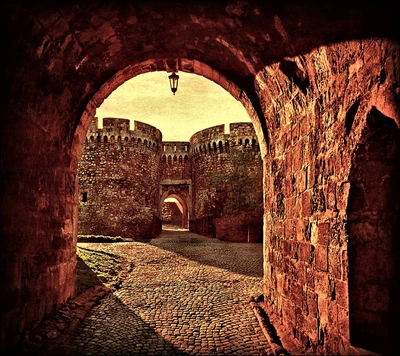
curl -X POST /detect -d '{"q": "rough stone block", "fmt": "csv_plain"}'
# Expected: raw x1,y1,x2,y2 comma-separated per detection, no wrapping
292,142,303,172
326,180,337,210
291,280,305,304
337,306,350,340
285,150,293,174
300,116,311,138
317,222,330,245
336,182,350,211
276,273,285,294
296,218,308,242
335,279,348,309
284,175,294,197
282,299,296,329
315,245,328,271
328,246,342,279
304,314,319,344
306,289,318,317
314,271,330,297
295,168,307,194
317,294,330,327
301,190,312,217
298,242,312,263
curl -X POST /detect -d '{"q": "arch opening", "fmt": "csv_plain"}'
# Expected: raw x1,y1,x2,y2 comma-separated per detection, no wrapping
75,64,262,242
3,1,400,353
73,59,266,164
347,107,400,354
161,195,189,231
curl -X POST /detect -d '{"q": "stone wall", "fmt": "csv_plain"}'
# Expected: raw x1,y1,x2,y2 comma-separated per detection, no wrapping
258,39,399,354
189,123,263,242
214,217,262,243
78,118,162,240
189,216,216,237
161,201,183,227
161,142,191,180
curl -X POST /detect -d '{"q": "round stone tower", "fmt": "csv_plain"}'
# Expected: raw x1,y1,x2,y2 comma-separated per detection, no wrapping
189,122,263,242
78,118,163,240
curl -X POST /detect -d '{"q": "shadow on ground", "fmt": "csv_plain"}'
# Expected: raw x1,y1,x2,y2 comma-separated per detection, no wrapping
146,229,263,278
8,249,189,356
54,294,189,356
76,247,129,293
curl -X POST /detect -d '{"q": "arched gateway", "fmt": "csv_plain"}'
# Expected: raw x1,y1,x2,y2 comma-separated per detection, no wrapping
160,193,190,230
2,1,399,354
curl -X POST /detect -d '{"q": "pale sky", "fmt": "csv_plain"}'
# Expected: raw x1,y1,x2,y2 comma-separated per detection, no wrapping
95,71,251,141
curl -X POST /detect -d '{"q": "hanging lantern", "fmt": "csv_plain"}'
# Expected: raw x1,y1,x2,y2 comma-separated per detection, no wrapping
168,71,179,95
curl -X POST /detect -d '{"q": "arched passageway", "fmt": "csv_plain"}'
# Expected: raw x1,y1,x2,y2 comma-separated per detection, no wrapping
2,1,399,354
160,194,189,230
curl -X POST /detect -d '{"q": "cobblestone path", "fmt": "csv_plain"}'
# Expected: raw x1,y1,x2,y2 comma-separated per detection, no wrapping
56,230,271,355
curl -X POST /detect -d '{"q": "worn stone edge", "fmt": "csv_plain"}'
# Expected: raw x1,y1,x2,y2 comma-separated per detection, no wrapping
249,296,295,356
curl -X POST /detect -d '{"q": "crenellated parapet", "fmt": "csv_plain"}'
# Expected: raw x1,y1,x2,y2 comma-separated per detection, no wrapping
160,142,191,180
161,141,190,165
85,117,162,152
188,122,262,230
79,117,163,240
189,122,259,156
229,122,258,144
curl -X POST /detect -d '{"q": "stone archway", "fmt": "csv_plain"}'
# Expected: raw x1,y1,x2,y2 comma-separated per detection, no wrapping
160,193,190,230
2,1,399,353
72,59,266,166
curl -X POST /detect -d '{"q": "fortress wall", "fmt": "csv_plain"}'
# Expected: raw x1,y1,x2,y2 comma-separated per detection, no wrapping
78,118,162,240
257,40,399,354
78,119,263,242
160,142,191,181
189,123,263,242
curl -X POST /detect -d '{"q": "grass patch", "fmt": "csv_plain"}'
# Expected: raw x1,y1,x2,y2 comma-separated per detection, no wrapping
78,234,124,243
76,247,127,294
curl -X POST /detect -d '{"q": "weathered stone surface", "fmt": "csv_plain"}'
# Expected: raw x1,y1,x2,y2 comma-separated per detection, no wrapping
260,40,399,355
78,118,162,239
189,123,263,241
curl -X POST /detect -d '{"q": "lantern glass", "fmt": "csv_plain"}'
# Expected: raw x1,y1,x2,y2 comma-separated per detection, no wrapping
168,72,179,95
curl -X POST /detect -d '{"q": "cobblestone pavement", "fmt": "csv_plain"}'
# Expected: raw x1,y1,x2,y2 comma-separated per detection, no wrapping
55,230,272,355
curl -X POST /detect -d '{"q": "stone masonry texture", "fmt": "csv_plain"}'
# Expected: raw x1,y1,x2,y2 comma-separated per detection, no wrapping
78,118,162,239
189,123,263,242
2,1,399,354
259,40,400,355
